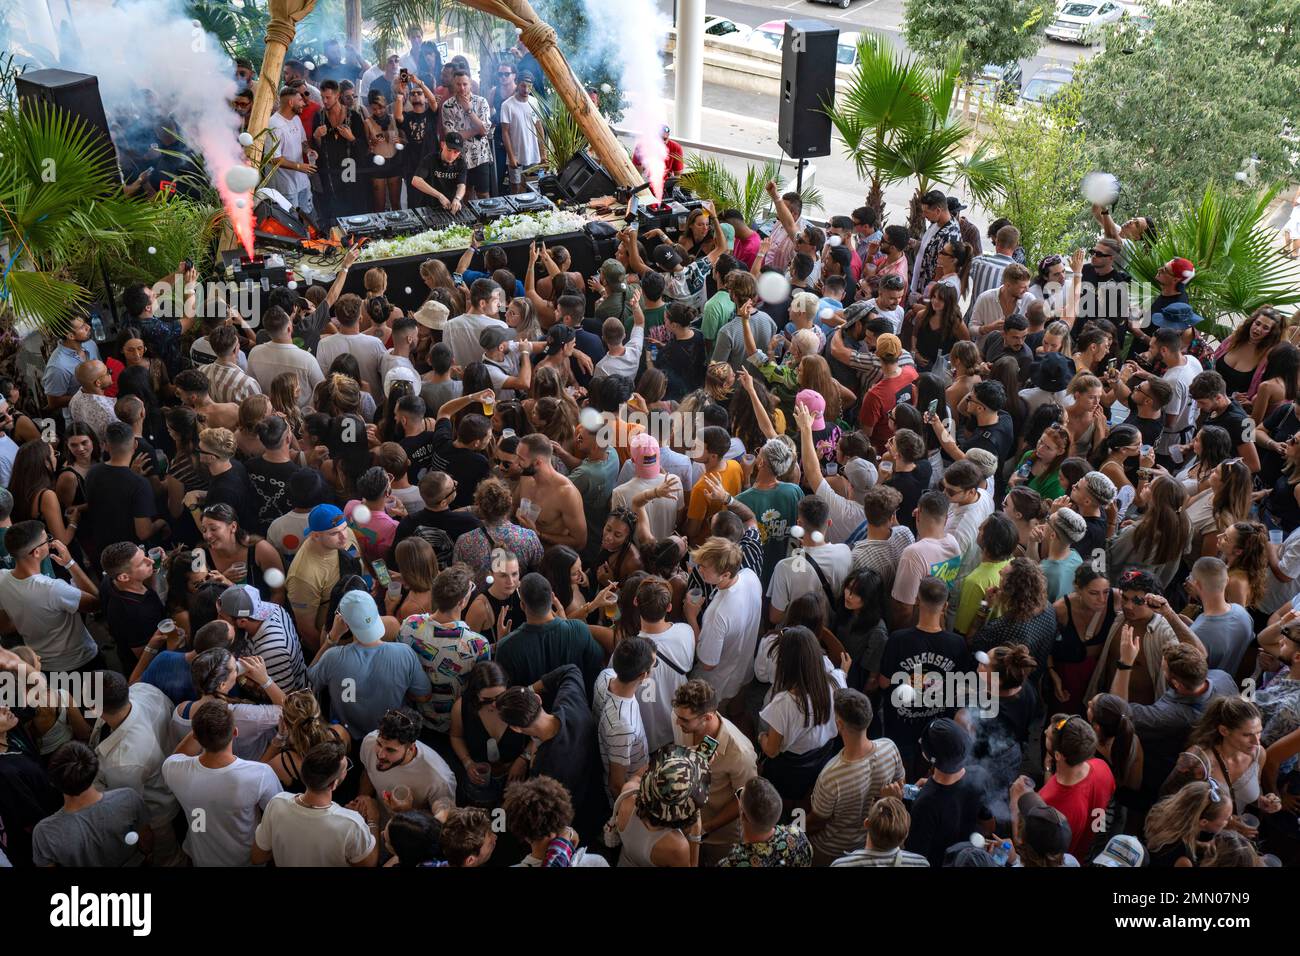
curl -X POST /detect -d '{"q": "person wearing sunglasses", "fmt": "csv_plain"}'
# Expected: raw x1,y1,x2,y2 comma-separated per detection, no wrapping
1072,237,1131,337
356,705,456,822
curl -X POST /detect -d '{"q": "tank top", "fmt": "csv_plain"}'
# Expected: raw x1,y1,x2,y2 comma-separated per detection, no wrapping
202,543,266,597
280,726,345,794
616,792,680,867
1214,353,1256,398
1055,589,1116,664
461,701,527,765
479,589,523,645
915,318,946,367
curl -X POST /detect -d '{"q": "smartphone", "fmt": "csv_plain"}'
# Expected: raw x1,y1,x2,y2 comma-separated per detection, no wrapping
1138,468,1154,481
371,559,392,588
902,783,921,801
1105,357,1117,374
926,399,939,416
697,735,720,760
400,68,409,82
183,257,194,272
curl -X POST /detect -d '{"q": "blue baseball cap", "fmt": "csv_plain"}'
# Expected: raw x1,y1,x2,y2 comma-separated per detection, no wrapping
308,504,346,534
1151,302,1202,331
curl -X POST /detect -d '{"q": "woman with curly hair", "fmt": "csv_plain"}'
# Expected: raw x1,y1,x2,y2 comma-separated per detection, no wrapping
452,476,544,584
971,557,1056,665
595,507,642,588
260,687,352,792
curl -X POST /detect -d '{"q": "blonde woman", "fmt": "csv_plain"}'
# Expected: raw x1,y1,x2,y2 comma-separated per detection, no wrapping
260,688,352,793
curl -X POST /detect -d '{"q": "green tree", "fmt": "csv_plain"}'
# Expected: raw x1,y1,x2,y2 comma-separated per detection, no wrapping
902,0,1054,78
1073,0,1300,219
984,84,1092,264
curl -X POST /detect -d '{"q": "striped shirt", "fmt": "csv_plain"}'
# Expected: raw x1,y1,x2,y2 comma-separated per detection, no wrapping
830,845,930,867
810,738,905,860
849,525,916,592
202,360,262,404
965,253,1014,319
593,669,649,797
846,346,916,392
249,605,309,692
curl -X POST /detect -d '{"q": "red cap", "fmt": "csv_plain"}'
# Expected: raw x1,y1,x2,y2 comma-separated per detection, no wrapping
1164,257,1195,282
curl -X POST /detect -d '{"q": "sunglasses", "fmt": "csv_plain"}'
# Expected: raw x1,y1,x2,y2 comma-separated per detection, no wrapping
1090,249,1113,257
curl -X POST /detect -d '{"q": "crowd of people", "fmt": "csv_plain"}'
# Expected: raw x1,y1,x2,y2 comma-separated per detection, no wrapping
2,38,1300,871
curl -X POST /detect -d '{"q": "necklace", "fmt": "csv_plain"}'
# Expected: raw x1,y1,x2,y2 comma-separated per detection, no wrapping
295,794,331,810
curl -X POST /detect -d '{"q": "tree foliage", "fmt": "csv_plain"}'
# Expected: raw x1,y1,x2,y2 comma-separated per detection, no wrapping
1073,0,1300,219
902,0,1054,79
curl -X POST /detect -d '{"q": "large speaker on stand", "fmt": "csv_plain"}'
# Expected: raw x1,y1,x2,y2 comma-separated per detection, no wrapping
777,20,839,159
16,69,120,180
554,149,619,203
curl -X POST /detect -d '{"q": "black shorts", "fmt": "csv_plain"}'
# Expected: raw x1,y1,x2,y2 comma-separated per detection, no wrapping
464,161,492,193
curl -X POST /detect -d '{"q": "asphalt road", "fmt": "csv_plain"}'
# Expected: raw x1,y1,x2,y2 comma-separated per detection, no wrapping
657,0,1094,80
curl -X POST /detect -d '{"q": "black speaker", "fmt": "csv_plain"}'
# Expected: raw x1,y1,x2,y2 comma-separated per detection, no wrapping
556,149,618,203
16,69,119,179
777,20,839,159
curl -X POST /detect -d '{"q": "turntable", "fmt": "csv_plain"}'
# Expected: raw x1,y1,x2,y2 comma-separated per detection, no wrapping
507,190,556,214
468,196,515,221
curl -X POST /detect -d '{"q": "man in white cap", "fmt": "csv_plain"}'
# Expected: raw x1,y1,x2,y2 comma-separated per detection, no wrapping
219,584,308,692
612,432,684,541
307,589,432,741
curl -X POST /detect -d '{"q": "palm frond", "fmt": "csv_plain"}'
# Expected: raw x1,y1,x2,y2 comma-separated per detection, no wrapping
536,87,589,173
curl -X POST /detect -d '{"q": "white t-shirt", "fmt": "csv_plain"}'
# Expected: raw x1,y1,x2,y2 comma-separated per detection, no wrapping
592,670,650,795
593,326,644,381
161,755,282,867
814,478,866,543
767,543,853,614
315,332,388,398
1157,357,1203,452
638,624,696,752
968,287,1035,341
760,668,846,754
692,568,763,702
359,732,456,807
248,341,324,406
611,474,683,541
266,111,309,195
254,791,375,866
1019,386,1069,418
498,94,542,166
444,314,510,370
946,488,994,575
268,510,312,559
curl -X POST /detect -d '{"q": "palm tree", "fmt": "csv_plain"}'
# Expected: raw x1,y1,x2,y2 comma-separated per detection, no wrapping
679,155,824,223
367,0,504,58
536,87,588,172
824,33,1008,232
1124,182,1300,338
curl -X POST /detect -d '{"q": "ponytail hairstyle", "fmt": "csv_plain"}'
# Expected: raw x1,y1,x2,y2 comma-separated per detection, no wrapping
1144,781,1230,864
1187,695,1261,751
191,647,237,702
1089,693,1138,786
614,571,649,643
988,644,1036,690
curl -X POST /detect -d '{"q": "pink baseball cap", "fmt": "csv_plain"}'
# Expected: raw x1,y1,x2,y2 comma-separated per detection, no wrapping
797,389,826,430
631,432,661,480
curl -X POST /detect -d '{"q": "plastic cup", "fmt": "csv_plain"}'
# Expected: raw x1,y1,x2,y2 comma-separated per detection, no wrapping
1240,812,1260,830
157,618,176,635
1262,854,1282,867
741,453,755,470
687,587,703,604
471,762,491,784
483,398,495,417
148,547,165,571
826,462,839,475
1270,530,1284,546
878,460,893,477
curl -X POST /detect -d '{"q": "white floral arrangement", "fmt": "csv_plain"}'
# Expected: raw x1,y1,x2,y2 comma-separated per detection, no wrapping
358,225,476,261
482,210,588,244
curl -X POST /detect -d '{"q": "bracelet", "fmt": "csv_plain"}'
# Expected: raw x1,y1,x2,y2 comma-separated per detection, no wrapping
686,834,704,844
143,645,160,656
1115,661,1135,671
260,678,273,689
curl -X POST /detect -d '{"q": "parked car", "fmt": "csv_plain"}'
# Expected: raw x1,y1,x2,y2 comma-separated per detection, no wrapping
811,0,856,8
972,62,1025,103
749,20,787,53
1020,64,1075,104
837,32,861,67
1044,1,1126,44
703,15,752,45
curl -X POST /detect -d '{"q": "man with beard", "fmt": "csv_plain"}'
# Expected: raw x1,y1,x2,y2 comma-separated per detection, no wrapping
311,79,365,225
42,316,101,425
393,71,440,185
232,88,253,131
355,707,457,825
512,433,588,552
439,70,493,200
266,86,315,214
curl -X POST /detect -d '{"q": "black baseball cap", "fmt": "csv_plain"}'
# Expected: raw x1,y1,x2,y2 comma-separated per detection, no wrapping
443,131,464,151
921,718,969,774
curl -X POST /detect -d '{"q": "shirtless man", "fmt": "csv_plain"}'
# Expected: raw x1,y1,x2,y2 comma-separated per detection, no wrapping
174,369,241,431
513,432,586,551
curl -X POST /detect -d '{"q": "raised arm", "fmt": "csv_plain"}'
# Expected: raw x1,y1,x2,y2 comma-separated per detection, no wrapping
737,367,777,440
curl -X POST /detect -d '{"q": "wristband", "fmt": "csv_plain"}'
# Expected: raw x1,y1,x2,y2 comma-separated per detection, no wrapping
1115,661,1135,671
260,678,274,689
143,645,160,656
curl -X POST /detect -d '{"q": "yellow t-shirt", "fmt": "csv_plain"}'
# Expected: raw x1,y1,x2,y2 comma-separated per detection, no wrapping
285,529,362,629
687,459,744,522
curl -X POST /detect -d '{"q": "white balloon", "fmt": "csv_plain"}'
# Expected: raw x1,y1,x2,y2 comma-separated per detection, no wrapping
485,576,494,586
789,525,805,540
579,407,604,432
404,287,413,294
124,831,140,846
974,650,991,665
756,271,790,304
811,530,825,545
373,155,386,166
287,281,298,290
147,246,157,255
970,833,986,850
1081,171,1120,207
224,165,260,194
352,504,372,524
395,143,405,151
826,234,842,247
263,568,286,589
895,684,917,706
237,131,254,147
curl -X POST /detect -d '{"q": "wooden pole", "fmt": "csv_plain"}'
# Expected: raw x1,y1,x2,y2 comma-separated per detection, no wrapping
345,0,362,50
456,0,641,188
244,0,319,165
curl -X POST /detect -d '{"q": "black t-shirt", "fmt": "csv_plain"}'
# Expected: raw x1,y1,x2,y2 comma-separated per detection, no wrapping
887,468,927,534
399,423,442,483
394,507,483,565
84,463,156,554
311,108,367,192
981,335,1034,384
904,768,993,867
245,457,304,533
397,109,439,172
1150,291,1188,316
1073,263,1132,335
971,683,1040,801
100,579,165,651
1128,411,1164,449
206,461,261,533
878,626,972,755
426,418,490,509
658,333,708,401
411,152,467,207
1073,514,1108,561
1260,402,1300,488
1203,400,1249,450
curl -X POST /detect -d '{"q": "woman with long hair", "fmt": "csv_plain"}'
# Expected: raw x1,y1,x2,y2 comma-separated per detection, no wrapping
798,353,852,425
162,406,209,528
1108,474,1190,588
173,647,286,759
506,294,542,344
162,547,219,638
324,413,372,499
1144,780,1233,867
529,395,578,451
1175,424,1233,494
1049,566,1116,712
1092,422,1142,493
1088,693,1144,797
1213,305,1284,400
1187,458,1252,557
612,571,650,644
758,625,848,802
234,394,272,460
537,544,616,650
387,536,437,619
989,356,1028,438
267,372,305,443
9,440,76,546
117,363,171,454
729,372,779,451
945,339,982,412
1063,372,1107,459
53,424,100,548
113,326,171,399
375,380,415,445
836,568,887,690
1003,486,1045,554
910,372,949,469
1010,420,1069,500
1218,520,1270,610
1014,401,1066,463
1248,341,1300,424
523,364,580,429
197,502,284,599
449,661,529,806
908,282,966,373
261,688,351,792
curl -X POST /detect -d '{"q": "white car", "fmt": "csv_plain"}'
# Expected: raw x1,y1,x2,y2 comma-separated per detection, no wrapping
1044,1,1126,44
837,32,861,68
749,20,787,53
703,15,752,45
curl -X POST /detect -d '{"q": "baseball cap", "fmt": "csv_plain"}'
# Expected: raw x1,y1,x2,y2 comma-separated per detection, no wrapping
219,584,272,622
947,842,998,867
599,258,626,286
1163,257,1196,283
652,244,682,272
308,503,347,534
920,718,969,774
543,324,575,357
875,332,903,362
1093,834,1145,867
796,389,826,430
1017,791,1072,857
413,299,450,331
1151,302,1202,331
338,590,385,644
383,365,420,396
479,326,514,351
630,432,661,480
1083,471,1117,506
946,195,968,215
1034,352,1073,393
844,458,874,501
442,131,465,151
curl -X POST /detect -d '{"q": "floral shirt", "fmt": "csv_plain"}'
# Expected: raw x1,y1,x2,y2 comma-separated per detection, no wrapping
398,616,491,733
718,825,813,867
452,521,544,587
440,95,494,168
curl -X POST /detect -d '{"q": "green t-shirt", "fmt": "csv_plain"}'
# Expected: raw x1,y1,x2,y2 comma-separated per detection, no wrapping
701,290,736,344
0,534,54,575
954,559,1011,633
569,446,620,563
1015,448,1066,500
635,304,667,339
736,481,805,588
